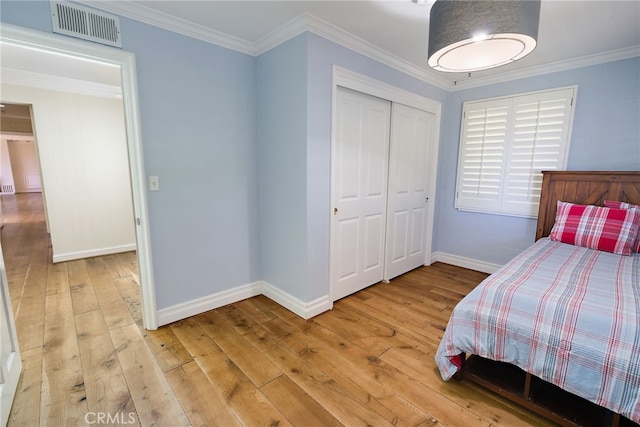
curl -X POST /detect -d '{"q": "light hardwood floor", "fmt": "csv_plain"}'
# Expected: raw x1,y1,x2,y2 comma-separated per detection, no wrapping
3,193,550,426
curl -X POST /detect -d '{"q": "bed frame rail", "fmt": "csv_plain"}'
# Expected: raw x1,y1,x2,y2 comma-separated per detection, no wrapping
461,355,627,427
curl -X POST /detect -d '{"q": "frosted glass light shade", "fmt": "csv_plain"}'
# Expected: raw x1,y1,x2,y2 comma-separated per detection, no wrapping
428,0,541,73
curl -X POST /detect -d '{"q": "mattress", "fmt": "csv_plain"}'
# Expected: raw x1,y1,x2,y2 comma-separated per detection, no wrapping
435,237,640,422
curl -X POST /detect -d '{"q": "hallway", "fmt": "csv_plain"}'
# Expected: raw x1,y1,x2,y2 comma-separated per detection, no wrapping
0,193,179,425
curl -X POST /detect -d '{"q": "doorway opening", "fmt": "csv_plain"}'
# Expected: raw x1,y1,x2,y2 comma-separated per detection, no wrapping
1,24,157,329
0,104,39,194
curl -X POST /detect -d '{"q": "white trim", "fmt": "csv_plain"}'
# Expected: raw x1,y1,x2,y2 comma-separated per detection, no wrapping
455,86,576,218
155,281,332,326
156,281,263,327
0,23,158,330
75,0,255,55
74,4,640,91
52,243,137,263
430,251,502,275
1,67,122,99
117,36,158,331
253,12,308,56
256,13,450,90
333,65,442,113
1,351,22,427
0,238,22,427
422,108,440,268
450,45,640,91
262,281,333,320
304,14,450,89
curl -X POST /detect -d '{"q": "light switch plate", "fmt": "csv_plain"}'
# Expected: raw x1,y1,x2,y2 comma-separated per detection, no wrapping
149,176,159,191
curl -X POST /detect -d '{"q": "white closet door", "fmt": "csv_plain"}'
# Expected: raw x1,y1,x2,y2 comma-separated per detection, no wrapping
384,103,434,280
331,87,391,301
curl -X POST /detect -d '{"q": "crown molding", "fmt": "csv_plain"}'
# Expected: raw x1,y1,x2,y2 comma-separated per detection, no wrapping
1,67,122,99
253,13,308,56
80,1,451,90
449,45,640,91
74,2,640,93
74,0,255,55
254,13,451,89
304,13,437,85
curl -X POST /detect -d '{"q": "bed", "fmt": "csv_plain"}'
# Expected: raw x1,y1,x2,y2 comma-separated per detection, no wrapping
435,171,640,427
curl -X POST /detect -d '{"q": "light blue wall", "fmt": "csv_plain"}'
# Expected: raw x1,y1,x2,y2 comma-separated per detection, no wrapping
1,1,261,310
257,33,448,302
436,57,640,266
256,35,308,300
3,1,638,310
0,0,52,29
123,19,260,309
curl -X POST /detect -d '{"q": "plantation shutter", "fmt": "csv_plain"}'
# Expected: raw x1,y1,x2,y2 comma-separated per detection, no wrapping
457,100,510,212
456,87,575,218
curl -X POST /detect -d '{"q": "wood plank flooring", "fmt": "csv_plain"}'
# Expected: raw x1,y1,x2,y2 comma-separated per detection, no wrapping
2,193,550,426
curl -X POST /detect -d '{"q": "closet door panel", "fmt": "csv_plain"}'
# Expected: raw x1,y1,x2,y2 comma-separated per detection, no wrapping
385,103,434,280
335,217,358,281
331,87,391,301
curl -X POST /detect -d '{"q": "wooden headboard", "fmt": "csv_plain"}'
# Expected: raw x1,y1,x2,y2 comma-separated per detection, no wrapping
536,171,640,240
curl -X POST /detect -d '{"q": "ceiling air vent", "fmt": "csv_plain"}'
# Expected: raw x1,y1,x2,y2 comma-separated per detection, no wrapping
50,1,122,48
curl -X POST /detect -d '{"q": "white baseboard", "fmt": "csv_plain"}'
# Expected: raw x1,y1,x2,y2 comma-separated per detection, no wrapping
262,281,333,319
156,281,263,326
155,280,333,327
430,251,502,274
155,254,499,328
52,243,137,263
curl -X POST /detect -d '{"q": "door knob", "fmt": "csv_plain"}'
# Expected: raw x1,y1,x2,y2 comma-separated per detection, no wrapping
333,207,338,215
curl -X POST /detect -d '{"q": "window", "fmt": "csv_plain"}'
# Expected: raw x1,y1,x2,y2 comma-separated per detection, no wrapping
455,86,576,218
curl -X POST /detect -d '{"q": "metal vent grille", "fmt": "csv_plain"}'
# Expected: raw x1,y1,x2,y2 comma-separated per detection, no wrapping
50,1,122,48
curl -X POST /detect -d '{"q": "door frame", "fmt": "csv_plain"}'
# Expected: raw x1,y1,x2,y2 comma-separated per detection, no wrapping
330,66,441,300
1,239,22,427
0,23,158,330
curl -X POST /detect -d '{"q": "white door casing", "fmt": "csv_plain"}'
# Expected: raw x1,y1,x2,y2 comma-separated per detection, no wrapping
330,87,391,301
384,103,435,281
1,238,22,427
0,24,157,331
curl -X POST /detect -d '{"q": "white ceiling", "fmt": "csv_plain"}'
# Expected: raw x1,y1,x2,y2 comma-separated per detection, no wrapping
1,0,639,90
97,0,640,87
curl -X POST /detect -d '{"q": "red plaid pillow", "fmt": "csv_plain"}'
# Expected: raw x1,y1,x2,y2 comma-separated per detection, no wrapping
549,201,640,255
603,200,640,253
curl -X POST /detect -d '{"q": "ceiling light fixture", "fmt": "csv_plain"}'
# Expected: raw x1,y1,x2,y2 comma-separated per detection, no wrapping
428,0,541,73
